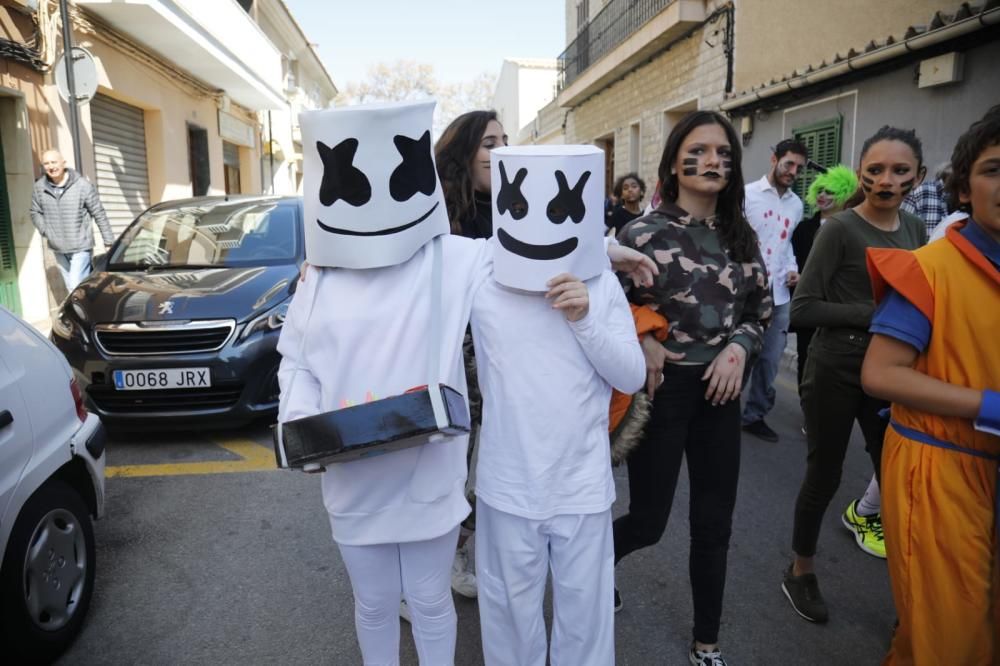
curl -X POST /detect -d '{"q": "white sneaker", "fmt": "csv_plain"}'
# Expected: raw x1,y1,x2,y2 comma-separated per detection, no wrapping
399,598,411,623
451,543,478,598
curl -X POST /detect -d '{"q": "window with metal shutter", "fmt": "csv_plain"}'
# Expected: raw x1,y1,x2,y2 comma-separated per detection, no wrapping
90,94,151,237
793,116,843,215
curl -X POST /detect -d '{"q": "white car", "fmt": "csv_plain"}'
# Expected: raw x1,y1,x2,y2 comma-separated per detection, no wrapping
0,306,106,661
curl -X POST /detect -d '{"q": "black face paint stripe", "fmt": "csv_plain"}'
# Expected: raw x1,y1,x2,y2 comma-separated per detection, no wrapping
682,167,699,176
861,175,875,186
317,202,439,236
682,158,698,165
861,182,873,193
497,228,578,260
899,177,916,195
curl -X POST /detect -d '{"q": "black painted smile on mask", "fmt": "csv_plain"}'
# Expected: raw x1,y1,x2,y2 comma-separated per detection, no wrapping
497,228,578,260
317,202,440,236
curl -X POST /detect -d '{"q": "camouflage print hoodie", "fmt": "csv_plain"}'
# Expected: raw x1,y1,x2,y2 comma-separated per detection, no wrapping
619,202,773,365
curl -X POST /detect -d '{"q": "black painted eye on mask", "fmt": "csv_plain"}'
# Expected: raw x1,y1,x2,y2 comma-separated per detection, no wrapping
546,170,590,224
389,131,437,202
318,139,372,207
497,161,529,220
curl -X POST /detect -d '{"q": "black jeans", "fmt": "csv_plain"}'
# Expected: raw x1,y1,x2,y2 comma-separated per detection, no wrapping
612,363,741,645
792,331,888,557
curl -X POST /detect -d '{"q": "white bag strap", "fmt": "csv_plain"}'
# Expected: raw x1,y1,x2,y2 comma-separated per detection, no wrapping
275,267,322,468
426,236,447,429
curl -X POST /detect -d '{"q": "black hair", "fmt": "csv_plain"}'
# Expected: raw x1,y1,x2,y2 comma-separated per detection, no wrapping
947,105,1000,214
774,139,808,161
859,125,924,169
657,110,757,264
613,172,646,199
434,110,500,235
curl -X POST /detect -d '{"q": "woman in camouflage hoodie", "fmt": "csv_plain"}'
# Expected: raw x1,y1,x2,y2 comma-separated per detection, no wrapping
613,110,772,666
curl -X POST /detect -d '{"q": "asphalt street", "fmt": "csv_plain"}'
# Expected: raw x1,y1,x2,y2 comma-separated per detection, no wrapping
57,357,895,665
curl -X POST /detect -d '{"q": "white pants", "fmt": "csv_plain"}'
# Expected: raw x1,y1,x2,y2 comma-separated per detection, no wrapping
475,502,614,666
337,526,460,666
54,250,92,292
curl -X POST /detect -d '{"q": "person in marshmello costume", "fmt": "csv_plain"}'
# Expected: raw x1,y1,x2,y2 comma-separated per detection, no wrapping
278,101,654,665
278,100,495,665
471,145,645,665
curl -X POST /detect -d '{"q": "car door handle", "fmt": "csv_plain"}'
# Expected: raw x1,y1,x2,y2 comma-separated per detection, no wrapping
0,410,11,429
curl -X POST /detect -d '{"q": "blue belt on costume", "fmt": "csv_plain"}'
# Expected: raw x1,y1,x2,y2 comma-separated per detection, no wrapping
889,419,1000,540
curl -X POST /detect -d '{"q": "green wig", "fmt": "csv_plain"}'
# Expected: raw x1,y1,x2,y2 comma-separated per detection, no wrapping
806,165,858,207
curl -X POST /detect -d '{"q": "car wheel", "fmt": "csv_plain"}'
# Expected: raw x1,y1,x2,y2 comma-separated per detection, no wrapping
0,480,96,662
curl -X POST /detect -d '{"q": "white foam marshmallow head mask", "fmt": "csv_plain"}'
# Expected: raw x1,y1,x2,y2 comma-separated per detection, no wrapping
299,100,450,269
490,145,607,291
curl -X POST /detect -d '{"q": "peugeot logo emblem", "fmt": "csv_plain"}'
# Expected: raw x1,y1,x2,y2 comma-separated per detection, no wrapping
158,301,174,315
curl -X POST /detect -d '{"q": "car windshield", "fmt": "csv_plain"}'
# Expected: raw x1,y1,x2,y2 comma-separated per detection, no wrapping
107,201,300,270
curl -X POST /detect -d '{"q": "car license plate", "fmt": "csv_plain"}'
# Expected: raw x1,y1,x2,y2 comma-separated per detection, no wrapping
113,368,211,391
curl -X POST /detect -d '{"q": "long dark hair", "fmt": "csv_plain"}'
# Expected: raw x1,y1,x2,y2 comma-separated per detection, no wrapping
657,111,757,263
434,110,498,235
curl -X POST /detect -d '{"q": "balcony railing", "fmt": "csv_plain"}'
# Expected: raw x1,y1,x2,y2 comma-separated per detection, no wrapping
558,0,675,90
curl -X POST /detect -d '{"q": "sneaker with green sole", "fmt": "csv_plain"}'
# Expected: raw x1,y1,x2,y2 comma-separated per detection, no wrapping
842,500,886,559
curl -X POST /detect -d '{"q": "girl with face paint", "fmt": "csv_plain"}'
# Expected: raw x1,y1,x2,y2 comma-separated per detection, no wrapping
861,106,1000,664
613,111,772,666
783,127,927,624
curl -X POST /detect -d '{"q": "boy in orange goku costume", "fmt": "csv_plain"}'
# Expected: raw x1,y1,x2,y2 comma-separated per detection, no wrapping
862,106,1000,665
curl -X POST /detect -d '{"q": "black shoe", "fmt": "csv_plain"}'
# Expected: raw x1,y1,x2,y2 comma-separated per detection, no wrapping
743,419,779,442
781,565,829,623
613,587,623,613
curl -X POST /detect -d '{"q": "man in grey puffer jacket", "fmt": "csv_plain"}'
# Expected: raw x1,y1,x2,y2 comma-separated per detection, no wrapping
30,149,114,291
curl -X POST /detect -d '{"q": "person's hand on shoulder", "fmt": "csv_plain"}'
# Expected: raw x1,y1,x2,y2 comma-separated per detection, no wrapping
608,244,658,287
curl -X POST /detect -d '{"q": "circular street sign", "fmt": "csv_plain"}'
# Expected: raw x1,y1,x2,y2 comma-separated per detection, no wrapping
55,47,99,104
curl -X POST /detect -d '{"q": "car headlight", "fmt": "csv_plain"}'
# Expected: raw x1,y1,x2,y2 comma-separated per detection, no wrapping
51,303,91,343
237,300,289,343
51,310,75,339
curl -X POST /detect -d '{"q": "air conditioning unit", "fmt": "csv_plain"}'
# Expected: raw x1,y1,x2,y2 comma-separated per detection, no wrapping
918,52,963,88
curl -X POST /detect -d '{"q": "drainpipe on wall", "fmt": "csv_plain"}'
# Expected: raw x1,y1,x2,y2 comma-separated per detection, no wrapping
267,111,274,195
58,0,82,170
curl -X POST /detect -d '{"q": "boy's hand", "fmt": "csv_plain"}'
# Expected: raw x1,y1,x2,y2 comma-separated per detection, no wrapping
608,245,658,287
546,273,589,322
299,261,310,282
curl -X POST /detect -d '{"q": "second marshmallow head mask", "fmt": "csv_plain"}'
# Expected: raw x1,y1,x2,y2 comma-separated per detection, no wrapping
490,145,606,291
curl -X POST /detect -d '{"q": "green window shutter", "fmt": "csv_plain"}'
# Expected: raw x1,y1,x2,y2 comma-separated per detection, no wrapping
0,137,21,315
793,116,843,215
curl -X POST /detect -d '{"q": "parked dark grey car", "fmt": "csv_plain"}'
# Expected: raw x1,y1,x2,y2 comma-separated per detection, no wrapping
51,195,303,430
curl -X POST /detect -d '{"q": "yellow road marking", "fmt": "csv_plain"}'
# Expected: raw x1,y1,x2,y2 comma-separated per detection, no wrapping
106,438,277,478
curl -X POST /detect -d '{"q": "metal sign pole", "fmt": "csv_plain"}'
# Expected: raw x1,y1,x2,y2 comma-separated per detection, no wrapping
59,0,83,171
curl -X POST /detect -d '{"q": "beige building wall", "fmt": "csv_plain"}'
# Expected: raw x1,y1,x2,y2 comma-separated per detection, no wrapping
565,20,728,195
733,0,948,93
0,3,54,328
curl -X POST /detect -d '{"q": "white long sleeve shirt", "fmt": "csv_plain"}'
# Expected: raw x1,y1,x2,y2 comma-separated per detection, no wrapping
276,235,492,546
744,175,804,307
470,265,645,520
